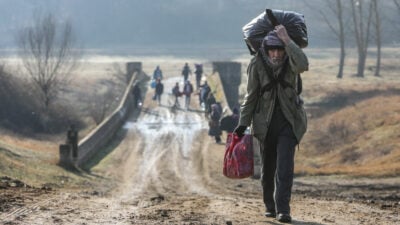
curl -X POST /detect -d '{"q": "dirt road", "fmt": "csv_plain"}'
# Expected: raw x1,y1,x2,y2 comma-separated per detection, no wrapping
1,75,399,224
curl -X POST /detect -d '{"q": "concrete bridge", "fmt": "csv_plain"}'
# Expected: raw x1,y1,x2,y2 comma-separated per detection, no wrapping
58,61,243,168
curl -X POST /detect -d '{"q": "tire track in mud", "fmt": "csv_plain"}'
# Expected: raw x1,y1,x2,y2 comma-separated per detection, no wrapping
0,192,114,224
0,195,61,222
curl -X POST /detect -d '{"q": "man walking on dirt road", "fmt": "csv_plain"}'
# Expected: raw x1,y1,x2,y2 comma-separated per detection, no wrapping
155,78,164,106
234,25,308,223
183,80,194,110
181,62,192,82
172,82,181,108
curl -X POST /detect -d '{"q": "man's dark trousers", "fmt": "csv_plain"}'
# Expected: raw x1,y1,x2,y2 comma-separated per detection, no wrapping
259,103,297,214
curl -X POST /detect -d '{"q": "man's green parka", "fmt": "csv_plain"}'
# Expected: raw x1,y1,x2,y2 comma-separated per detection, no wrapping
238,41,309,143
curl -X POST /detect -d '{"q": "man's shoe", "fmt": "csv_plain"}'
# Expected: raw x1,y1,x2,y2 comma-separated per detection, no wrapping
277,213,292,223
264,210,276,218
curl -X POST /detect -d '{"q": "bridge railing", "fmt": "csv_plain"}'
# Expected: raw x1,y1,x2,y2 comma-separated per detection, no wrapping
59,64,146,168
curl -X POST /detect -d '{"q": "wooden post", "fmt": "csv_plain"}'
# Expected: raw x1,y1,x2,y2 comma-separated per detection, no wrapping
59,144,73,167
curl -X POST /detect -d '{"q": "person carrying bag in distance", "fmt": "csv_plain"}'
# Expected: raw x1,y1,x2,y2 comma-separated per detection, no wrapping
234,24,308,223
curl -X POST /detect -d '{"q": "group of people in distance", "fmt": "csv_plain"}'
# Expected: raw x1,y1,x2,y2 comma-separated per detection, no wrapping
137,62,239,144
149,62,204,110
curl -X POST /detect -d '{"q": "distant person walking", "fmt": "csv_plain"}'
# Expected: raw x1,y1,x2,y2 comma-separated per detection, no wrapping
199,81,211,108
234,26,309,223
183,80,194,110
208,104,222,143
205,92,216,117
172,82,181,108
220,107,239,134
67,125,78,159
194,63,203,89
154,78,164,106
153,65,163,80
132,83,142,108
181,62,192,82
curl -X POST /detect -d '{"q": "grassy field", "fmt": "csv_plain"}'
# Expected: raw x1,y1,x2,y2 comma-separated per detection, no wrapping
0,47,399,188
286,47,399,177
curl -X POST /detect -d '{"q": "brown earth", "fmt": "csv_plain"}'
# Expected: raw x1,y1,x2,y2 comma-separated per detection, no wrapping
1,71,399,225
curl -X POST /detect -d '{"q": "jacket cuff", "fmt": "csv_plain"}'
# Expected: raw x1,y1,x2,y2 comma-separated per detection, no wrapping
285,40,298,53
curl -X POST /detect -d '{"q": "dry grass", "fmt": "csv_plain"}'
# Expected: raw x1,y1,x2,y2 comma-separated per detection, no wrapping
0,56,130,187
0,145,98,189
292,47,400,177
297,95,400,177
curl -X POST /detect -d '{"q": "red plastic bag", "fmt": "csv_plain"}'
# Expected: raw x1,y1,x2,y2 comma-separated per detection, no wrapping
223,133,254,179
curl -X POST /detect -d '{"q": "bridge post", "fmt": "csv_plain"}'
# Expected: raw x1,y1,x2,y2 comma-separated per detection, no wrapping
126,62,142,83
59,144,74,168
212,62,241,110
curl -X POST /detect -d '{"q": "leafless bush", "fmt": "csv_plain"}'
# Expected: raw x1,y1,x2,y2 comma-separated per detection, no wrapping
86,89,119,125
16,13,79,110
0,63,82,135
315,119,350,153
85,63,127,125
340,146,361,164
328,119,349,140
111,63,128,87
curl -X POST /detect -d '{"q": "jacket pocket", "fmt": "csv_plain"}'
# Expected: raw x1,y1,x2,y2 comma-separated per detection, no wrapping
256,91,272,113
252,111,267,136
283,88,297,110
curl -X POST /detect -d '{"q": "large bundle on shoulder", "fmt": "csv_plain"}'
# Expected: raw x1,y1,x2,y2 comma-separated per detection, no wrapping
243,9,308,55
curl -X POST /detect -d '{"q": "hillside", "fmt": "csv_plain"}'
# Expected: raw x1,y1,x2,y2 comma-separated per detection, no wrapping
293,48,400,177
298,94,400,176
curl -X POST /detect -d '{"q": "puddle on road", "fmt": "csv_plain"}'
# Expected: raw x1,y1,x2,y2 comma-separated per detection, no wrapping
124,107,204,158
121,76,210,196
124,76,207,157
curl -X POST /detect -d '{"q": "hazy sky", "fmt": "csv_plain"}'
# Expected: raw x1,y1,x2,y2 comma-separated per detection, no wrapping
0,0,398,55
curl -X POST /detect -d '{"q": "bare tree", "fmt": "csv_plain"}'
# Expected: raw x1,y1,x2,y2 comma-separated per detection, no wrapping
322,0,347,78
371,0,381,77
335,0,346,79
351,0,373,78
17,13,78,109
303,0,347,78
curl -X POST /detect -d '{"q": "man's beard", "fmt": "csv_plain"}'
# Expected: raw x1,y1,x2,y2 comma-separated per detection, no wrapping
268,56,286,69
269,57,284,65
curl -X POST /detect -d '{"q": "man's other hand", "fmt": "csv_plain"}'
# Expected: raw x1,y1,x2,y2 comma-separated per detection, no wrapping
233,125,247,137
